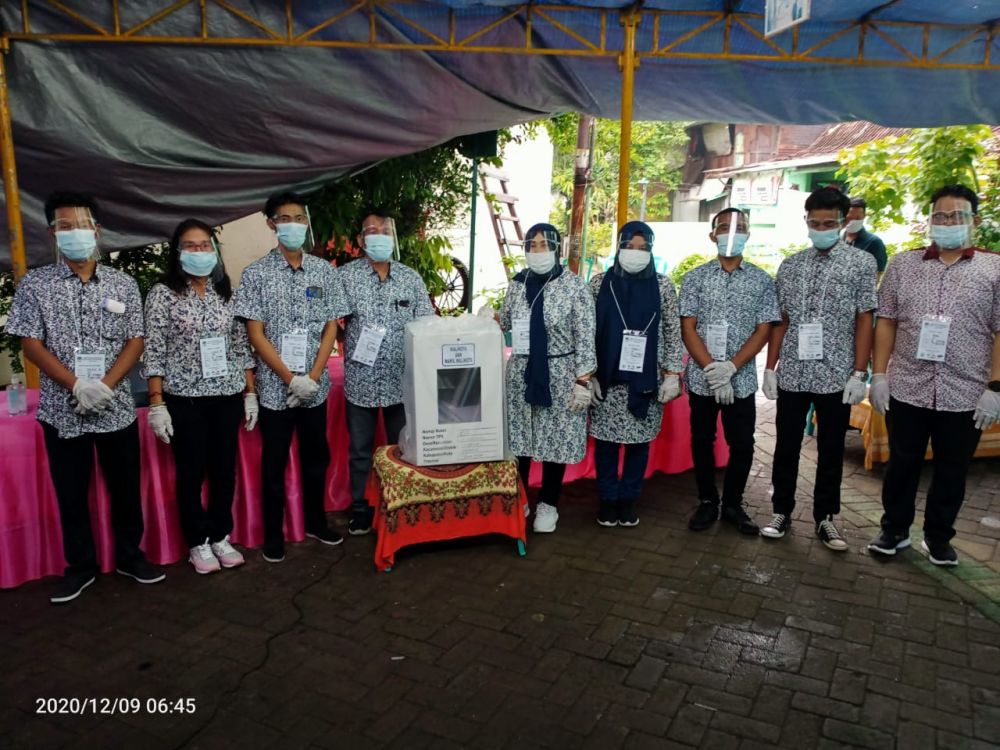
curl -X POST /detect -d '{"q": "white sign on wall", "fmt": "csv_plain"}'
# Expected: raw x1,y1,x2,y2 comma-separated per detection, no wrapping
765,0,811,37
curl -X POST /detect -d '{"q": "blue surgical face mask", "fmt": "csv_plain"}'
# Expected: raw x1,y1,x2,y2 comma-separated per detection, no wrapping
809,228,841,250
275,222,308,251
180,251,218,277
930,224,970,250
715,233,748,257
56,229,97,261
364,234,394,262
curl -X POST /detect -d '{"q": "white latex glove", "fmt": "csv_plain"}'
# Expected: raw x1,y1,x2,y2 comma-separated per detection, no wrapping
762,369,778,400
658,373,681,403
72,378,114,414
148,404,174,444
703,360,737,389
973,389,1000,430
591,378,604,407
286,375,319,407
244,393,259,431
842,373,866,406
714,382,735,406
569,381,591,412
869,373,890,415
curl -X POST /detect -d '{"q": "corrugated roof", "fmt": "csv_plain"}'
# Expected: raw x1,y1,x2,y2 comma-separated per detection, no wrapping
794,122,910,157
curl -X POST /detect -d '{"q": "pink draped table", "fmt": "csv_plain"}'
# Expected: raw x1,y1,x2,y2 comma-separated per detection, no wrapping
0,358,727,589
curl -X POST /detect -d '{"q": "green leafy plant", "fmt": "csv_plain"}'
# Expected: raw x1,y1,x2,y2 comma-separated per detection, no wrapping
670,253,714,288
0,271,23,374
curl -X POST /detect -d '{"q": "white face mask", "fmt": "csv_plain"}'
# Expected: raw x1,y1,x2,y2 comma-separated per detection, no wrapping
525,251,556,275
845,219,865,234
618,248,651,274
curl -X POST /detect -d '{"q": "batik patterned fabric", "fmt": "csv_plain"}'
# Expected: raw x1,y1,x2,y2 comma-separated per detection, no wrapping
588,272,684,444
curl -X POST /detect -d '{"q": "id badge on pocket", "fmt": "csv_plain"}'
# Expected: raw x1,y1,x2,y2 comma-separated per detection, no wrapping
619,331,647,373
798,323,824,361
280,329,309,373
199,336,228,379
917,316,951,362
706,323,729,362
351,324,386,367
74,347,107,380
512,317,531,355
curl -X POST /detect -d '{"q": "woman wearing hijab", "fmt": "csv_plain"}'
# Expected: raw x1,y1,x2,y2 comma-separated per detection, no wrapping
589,221,684,527
500,223,597,533
144,219,258,574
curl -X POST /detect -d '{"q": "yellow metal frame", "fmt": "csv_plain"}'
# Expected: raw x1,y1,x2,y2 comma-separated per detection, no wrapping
2,0,998,283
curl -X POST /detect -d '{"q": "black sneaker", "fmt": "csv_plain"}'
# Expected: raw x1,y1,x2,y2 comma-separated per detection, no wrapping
721,504,760,535
816,518,848,552
115,558,166,584
618,499,639,527
306,526,344,546
922,538,958,566
868,530,911,556
348,509,375,536
597,501,618,528
760,513,791,539
688,500,719,531
262,543,285,563
50,571,96,605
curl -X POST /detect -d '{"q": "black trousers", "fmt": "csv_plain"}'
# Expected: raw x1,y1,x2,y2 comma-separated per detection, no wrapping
771,388,850,522
165,393,243,548
517,457,567,506
881,398,981,542
689,392,756,507
594,440,650,501
346,401,406,513
41,420,144,577
259,402,330,548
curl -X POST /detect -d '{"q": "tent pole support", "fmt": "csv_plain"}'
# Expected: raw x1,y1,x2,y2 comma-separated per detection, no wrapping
616,7,640,229
0,41,36,387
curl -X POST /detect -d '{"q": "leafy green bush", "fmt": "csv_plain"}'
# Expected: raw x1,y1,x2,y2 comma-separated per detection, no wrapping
669,254,714,288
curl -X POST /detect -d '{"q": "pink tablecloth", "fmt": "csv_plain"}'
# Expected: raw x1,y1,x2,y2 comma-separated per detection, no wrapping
0,358,726,589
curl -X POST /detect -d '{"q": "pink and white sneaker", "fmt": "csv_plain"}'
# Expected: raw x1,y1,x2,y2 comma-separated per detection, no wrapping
211,536,245,568
189,540,221,574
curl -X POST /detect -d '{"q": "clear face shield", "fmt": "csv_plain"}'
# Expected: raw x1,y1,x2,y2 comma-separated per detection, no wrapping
616,224,654,273
928,203,975,251
51,207,98,262
271,206,313,253
179,232,225,281
713,212,749,257
361,216,399,262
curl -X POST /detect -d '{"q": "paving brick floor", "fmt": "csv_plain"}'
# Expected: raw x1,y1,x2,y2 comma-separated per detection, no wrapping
2,394,1000,749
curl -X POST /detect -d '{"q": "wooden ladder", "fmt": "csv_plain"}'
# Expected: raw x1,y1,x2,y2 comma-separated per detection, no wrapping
479,165,524,281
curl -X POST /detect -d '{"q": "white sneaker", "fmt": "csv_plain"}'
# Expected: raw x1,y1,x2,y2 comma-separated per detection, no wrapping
533,502,559,533
211,535,245,568
189,540,221,574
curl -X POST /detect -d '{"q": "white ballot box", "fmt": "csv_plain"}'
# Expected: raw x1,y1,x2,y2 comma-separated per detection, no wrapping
399,314,507,466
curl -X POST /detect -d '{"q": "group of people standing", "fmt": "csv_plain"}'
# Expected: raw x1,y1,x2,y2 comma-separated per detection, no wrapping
8,182,999,605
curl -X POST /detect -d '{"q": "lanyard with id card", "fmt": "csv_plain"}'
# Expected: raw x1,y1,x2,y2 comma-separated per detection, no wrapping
352,324,386,366
917,315,951,362
74,347,107,380
512,317,531,355
619,331,648,373
798,323,824,360
280,329,309,373
706,323,729,361
199,336,228,378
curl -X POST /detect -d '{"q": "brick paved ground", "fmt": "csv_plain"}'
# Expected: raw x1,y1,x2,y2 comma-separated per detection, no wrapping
2,393,1000,749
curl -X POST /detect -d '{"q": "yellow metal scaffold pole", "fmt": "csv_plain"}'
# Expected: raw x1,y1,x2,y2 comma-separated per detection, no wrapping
616,7,640,230
0,40,36,386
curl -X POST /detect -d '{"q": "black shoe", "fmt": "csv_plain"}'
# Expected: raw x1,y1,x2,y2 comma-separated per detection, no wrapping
922,538,958,566
721,504,760,535
760,513,791,539
688,500,719,531
262,543,285,563
306,526,344,546
50,571,96,605
868,530,911,556
816,518,849,552
115,558,165,584
348,509,374,536
618,498,639,527
597,500,618,527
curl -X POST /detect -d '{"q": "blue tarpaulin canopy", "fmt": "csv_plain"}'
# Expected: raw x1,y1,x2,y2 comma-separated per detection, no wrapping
1,0,998,265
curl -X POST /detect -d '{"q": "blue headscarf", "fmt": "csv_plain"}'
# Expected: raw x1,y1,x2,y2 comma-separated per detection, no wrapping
513,223,563,407
595,221,661,419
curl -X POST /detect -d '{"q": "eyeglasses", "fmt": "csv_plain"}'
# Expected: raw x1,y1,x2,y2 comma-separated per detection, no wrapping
930,210,973,225
805,219,842,230
180,241,214,252
51,220,97,232
273,214,308,224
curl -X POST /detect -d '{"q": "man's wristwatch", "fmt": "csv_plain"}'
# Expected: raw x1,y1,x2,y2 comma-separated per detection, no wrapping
987,380,1000,393
851,370,867,380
